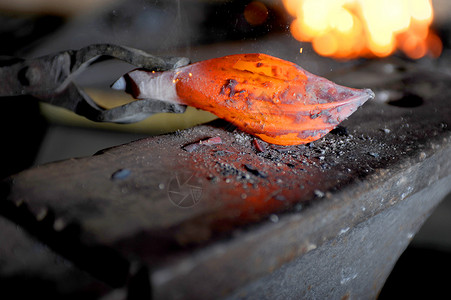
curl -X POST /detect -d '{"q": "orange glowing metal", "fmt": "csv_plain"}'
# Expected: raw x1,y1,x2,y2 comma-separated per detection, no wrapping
283,0,442,59
113,54,373,145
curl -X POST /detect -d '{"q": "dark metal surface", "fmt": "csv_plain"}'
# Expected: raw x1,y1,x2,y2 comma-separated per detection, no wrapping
1,59,451,298
226,174,451,299
0,44,188,123
0,215,117,299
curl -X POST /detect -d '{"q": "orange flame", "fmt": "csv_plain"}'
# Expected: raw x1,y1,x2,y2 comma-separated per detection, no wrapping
283,0,442,59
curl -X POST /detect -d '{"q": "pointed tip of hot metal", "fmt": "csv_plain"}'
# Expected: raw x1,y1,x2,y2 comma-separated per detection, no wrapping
354,88,375,107
364,88,375,101
111,76,126,91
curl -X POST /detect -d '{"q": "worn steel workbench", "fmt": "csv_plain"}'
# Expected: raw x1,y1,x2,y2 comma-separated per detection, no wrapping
1,59,451,299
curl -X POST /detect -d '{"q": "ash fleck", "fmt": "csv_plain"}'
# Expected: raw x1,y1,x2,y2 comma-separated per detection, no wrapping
214,150,225,156
253,138,266,152
269,214,279,223
272,145,294,153
275,194,286,201
183,143,199,153
294,203,303,212
183,136,222,152
216,162,254,183
208,175,220,183
368,152,380,158
314,189,325,198
111,168,131,180
234,132,251,145
244,164,268,178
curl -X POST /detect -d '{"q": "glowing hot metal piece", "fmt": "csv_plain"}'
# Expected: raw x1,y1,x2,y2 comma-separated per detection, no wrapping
113,53,374,145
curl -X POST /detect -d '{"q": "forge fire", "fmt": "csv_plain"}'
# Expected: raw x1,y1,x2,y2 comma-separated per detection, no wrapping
283,0,442,59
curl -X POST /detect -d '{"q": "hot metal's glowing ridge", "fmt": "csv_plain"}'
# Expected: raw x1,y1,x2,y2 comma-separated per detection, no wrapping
113,53,374,145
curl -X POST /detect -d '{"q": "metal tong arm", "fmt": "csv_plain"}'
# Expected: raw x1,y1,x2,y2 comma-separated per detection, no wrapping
0,44,189,123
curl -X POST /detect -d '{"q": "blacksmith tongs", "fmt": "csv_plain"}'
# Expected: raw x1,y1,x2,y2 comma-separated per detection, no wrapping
0,44,189,123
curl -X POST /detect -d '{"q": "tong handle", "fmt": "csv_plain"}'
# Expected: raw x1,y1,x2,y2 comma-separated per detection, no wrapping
0,44,190,123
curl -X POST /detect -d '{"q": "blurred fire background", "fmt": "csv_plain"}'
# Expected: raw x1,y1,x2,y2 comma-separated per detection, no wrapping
1,0,451,297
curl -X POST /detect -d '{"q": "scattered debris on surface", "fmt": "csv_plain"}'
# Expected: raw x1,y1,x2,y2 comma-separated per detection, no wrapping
111,168,131,180
244,164,268,178
183,136,222,152
253,138,266,153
